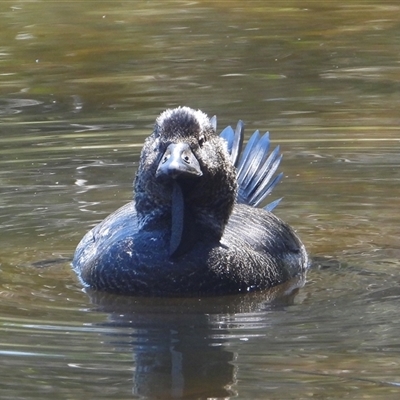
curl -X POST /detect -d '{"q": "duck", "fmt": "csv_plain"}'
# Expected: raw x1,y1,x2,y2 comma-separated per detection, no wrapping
72,106,308,296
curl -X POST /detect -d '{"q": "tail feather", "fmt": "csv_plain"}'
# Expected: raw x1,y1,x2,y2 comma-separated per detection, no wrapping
219,120,244,167
264,197,282,212
231,120,244,167
219,125,235,156
219,119,283,211
245,146,283,206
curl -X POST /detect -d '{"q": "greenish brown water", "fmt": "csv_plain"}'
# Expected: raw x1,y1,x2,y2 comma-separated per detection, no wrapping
1,1,400,399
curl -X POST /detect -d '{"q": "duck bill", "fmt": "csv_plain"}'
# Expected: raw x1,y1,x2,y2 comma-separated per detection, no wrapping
156,142,203,179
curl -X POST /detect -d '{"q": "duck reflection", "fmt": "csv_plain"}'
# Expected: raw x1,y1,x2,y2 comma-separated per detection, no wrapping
87,276,305,399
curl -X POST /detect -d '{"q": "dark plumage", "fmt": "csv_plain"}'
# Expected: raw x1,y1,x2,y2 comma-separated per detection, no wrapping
72,107,308,296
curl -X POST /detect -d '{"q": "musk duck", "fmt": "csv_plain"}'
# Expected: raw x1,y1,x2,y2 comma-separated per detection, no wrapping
72,107,308,296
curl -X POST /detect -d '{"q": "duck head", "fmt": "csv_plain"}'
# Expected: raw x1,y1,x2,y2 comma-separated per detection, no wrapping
134,107,237,257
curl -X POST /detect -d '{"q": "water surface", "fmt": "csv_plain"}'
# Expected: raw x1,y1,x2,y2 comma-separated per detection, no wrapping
1,1,400,399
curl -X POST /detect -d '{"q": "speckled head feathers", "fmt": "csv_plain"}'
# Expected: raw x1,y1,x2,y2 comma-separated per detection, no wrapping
155,107,214,140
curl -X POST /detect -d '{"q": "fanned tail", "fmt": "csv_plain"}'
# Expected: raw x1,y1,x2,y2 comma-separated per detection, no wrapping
218,117,283,211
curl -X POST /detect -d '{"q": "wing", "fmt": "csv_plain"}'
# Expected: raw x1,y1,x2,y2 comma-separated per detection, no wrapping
218,118,283,211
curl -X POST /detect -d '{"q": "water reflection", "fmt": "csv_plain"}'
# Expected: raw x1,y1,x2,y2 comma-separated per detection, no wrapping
88,277,304,399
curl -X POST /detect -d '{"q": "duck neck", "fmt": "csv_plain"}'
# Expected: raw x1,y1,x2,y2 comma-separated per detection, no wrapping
135,180,224,258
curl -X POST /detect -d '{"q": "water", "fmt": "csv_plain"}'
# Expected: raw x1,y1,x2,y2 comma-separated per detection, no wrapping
1,1,400,398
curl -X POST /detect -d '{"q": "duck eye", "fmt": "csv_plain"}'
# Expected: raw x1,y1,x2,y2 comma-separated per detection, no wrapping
198,135,205,147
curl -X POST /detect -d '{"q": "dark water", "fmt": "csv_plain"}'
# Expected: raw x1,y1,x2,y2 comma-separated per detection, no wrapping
1,1,400,399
